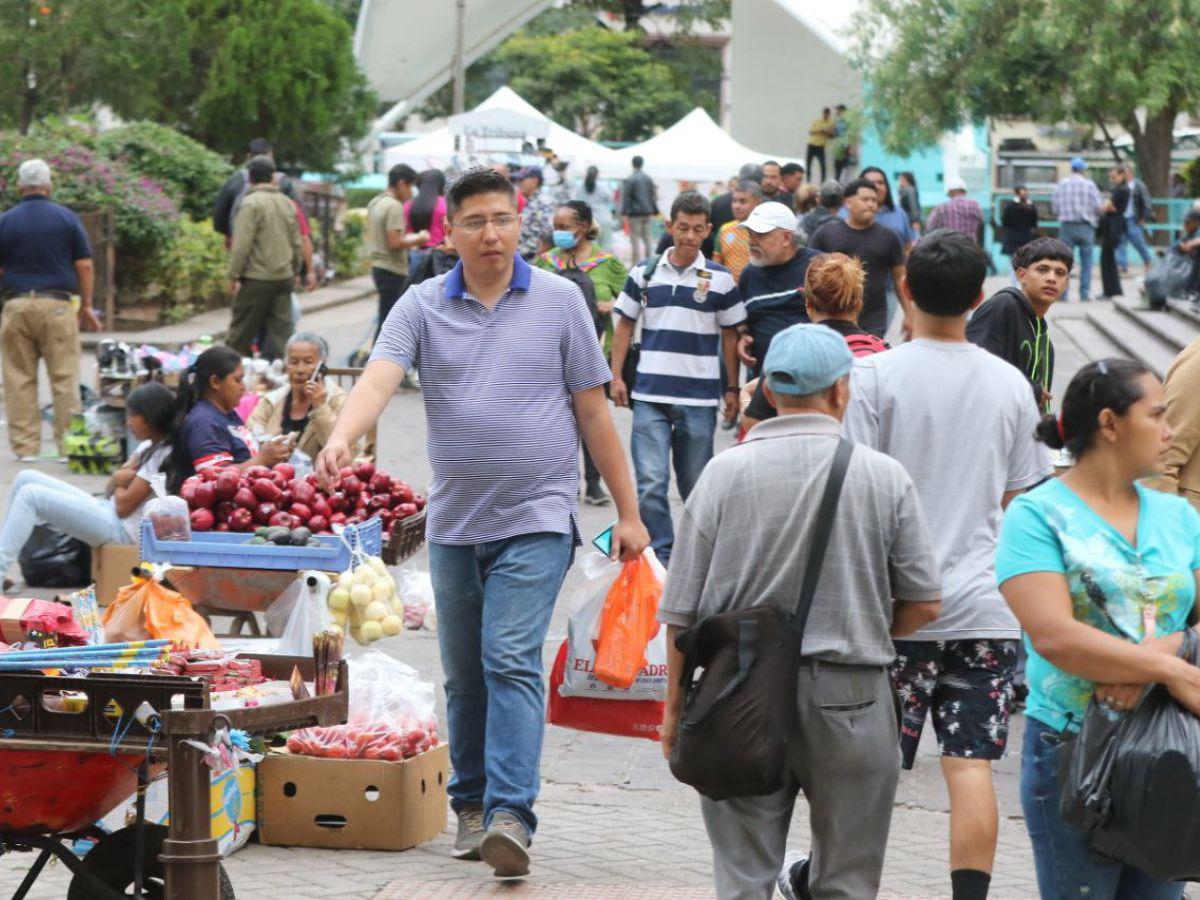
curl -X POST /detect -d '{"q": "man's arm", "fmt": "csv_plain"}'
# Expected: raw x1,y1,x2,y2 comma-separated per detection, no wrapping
385,228,429,251
1147,358,1200,495
662,624,686,760
315,359,406,485
228,203,256,279
892,600,941,637
573,386,649,561
74,258,100,331
721,327,740,422
610,314,635,407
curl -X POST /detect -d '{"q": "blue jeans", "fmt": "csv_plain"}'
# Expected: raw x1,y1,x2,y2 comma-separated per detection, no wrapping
1059,222,1096,301
1020,716,1185,899
427,531,574,836
0,469,127,577
630,401,716,564
1116,219,1153,269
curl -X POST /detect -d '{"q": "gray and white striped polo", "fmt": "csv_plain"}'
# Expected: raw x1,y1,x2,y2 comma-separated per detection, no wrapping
370,254,611,545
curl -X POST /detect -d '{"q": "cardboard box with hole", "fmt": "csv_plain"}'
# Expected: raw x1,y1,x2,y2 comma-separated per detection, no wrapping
256,743,449,850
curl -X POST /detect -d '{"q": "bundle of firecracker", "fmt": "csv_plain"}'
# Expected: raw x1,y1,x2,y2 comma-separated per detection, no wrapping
313,629,344,696
152,648,265,692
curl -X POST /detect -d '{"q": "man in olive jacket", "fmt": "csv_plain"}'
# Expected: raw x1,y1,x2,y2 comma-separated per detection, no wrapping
228,155,301,358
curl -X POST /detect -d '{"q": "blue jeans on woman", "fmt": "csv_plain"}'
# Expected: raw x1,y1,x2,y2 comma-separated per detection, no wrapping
0,469,127,577
427,531,574,838
1021,716,1185,899
630,400,716,565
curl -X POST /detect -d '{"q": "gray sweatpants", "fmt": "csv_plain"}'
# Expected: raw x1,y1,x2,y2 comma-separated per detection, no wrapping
700,660,900,900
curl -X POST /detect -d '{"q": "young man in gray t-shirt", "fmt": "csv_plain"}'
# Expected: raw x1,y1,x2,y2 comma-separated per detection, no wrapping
844,230,1051,900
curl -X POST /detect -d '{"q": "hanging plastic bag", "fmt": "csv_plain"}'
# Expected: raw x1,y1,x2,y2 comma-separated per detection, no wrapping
326,525,401,645
548,641,663,741
264,570,328,636
395,564,435,630
102,570,219,649
594,551,664,690
560,552,667,702
276,573,333,656
287,651,439,759
144,473,190,542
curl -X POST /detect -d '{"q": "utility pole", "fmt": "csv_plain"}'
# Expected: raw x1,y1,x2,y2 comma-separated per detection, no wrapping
452,0,467,115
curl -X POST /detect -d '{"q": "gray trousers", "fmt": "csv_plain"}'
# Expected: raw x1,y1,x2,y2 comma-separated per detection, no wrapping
627,215,653,261
700,660,900,900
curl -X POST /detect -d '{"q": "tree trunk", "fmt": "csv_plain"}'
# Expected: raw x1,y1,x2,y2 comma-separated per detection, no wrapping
622,0,646,30
1135,105,1176,200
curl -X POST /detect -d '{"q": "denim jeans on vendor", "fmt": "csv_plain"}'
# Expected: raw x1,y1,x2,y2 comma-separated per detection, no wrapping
1020,716,1185,900
0,469,128,576
428,531,575,837
1058,221,1096,302
631,400,715,565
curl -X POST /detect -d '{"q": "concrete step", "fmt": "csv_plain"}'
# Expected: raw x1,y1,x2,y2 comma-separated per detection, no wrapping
1053,315,1126,370
1085,303,1180,380
1166,297,1200,330
1111,296,1200,354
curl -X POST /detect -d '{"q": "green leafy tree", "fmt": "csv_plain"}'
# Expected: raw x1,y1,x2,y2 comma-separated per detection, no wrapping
97,122,232,219
575,0,729,30
851,0,1200,197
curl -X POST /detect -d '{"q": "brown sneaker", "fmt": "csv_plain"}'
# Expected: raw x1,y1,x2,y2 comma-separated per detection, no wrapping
480,811,530,878
450,805,485,860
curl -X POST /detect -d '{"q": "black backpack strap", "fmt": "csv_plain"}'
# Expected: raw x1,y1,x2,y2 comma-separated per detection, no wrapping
787,438,853,635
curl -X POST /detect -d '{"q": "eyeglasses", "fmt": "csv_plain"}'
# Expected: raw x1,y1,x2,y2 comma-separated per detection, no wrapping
452,215,519,233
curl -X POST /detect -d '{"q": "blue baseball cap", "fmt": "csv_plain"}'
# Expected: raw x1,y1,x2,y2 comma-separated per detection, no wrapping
1070,156,1087,171
763,324,853,396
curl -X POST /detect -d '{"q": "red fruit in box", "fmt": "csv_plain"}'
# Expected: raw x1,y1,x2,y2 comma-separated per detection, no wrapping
395,502,418,519
289,503,312,523
368,472,392,493
252,478,282,503
273,463,295,480
192,482,217,510
307,515,330,533
190,508,215,531
268,510,293,528
254,503,277,525
233,486,257,510
339,466,355,480
271,469,289,488
278,490,292,508
329,512,348,526
227,508,254,531
392,482,414,503
354,460,376,481
414,495,426,510
180,477,201,504
215,500,235,521
291,480,317,505
341,474,364,495
311,497,332,520
305,473,320,487
288,514,303,529
214,469,240,501
199,467,221,482
215,522,230,532
246,466,271,481
354,493,369,512
369,494,392,512
328,491,349,513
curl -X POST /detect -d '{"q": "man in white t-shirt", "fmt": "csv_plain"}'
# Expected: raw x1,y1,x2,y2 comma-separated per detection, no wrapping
844,229,1051,900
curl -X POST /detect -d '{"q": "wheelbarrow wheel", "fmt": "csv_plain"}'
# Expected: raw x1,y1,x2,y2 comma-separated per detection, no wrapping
67,823,235,899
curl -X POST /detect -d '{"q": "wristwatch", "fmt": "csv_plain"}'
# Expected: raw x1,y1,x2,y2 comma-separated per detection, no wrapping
725,386,741,394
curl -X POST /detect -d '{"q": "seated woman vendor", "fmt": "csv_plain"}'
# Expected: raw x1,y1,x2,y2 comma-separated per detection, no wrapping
176,346,291,475
245,332,349,460
0,382,177,592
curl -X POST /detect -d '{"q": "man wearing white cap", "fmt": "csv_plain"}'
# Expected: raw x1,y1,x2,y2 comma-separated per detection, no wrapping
927,177,985,243
734,201,820,378
0,159,99,462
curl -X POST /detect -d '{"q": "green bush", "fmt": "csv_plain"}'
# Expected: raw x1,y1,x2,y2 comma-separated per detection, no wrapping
139,218,229,323
97,122,233,220
343,186,377,209
319,209,368,279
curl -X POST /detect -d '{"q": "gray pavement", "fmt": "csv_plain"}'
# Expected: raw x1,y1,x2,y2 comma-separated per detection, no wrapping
0,272,1152,899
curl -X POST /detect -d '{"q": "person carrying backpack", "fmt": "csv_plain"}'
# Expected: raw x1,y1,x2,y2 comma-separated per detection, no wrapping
535,200,628,506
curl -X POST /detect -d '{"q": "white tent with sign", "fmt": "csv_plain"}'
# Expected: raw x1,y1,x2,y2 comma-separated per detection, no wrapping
382,87,625,178
614,107,787,183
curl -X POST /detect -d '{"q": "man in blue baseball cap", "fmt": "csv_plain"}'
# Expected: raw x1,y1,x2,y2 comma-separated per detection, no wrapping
1051,155,1103,301
659,323,942,900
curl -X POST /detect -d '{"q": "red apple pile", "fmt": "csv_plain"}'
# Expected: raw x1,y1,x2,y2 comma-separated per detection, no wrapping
179,461,425,538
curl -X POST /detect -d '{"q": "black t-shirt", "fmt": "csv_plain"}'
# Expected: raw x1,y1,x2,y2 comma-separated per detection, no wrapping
761,189,795,212
807,219,904,338
738,249,820,376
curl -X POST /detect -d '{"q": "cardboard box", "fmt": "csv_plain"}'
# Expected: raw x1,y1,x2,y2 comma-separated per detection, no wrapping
0,598,32,643
257,743,448,851
91,543,141,607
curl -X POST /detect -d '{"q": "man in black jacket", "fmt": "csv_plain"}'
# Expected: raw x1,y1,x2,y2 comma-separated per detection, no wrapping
999,185,1039,258
966,237,1071,412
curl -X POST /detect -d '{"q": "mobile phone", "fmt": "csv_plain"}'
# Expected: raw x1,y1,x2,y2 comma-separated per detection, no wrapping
309,363,328,384
592,523,615,557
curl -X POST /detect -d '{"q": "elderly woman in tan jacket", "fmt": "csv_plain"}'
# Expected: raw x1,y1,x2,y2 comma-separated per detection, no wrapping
246,331,351,460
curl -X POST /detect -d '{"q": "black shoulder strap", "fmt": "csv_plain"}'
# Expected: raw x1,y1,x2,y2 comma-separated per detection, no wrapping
788,438,853,635
639,253,661,297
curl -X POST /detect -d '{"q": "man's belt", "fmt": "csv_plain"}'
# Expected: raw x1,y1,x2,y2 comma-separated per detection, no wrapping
2,290,72,301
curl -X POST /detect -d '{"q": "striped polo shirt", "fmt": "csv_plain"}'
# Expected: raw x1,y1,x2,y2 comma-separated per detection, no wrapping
369,254,611,545
614,253,746,406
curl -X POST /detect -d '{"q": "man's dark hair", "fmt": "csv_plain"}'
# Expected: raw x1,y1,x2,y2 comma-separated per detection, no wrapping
248,138,272,156
670,190,711,222
1012,237,1074,273
835,104,847,112
905,229,989,316
737,162,764,184
247,155,275,185
762,160,780,171
781,162,804,177
822,106,831,116
845,177,878,200
632,155,644,169
388,163,418,188
819,179,844,209
446,166,517,217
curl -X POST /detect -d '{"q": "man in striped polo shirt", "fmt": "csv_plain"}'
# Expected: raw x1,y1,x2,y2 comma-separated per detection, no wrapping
610,190,747,564
317,168,649,879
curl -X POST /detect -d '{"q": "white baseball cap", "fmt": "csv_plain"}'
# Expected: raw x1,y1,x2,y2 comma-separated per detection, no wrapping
16,159,51,188
945,176,968,194
744,201,797,234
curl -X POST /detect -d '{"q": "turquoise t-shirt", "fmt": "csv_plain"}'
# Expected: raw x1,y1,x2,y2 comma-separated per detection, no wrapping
996,479,1200,733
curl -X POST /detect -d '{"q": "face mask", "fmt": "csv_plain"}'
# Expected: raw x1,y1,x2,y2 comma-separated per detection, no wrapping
552,230,579,250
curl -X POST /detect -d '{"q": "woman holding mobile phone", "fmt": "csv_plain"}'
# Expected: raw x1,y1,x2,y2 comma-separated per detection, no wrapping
246,332,354,460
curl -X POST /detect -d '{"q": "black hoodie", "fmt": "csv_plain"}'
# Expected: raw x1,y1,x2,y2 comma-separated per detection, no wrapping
966,286,1054,410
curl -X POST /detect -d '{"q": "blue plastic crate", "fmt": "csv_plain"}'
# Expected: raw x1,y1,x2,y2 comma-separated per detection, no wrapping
139,516,382,572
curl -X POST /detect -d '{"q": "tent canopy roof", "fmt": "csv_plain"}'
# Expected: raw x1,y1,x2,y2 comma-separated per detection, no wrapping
614,107,786,182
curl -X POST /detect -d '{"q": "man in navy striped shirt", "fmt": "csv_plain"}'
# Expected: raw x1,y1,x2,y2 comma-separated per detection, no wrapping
610,190,747,564
317,168,649,879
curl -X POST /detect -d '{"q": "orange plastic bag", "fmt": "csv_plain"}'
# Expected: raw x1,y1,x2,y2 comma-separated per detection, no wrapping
593,552,663,690
102,576,219,650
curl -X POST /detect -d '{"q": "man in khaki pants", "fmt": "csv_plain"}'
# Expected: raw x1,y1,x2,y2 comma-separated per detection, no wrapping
0,159,100,462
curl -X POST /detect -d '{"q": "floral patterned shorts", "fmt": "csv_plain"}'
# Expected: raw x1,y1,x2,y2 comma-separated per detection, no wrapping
890,639,1019,770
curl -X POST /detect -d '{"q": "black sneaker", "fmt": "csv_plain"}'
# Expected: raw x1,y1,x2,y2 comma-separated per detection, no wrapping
774,852,811,900
480,811,530,878
451,805,485,860
583,482,611,506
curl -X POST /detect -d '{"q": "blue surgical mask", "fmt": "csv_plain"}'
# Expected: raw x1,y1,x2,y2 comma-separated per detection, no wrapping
552,229,579,250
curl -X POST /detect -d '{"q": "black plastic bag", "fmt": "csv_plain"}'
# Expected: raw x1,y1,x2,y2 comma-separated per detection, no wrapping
17,525,92,588
1059,629,1200,881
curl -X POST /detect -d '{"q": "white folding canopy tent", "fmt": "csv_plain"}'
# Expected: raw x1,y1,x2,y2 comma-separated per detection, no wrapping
382,87,626,178
613,108,787,183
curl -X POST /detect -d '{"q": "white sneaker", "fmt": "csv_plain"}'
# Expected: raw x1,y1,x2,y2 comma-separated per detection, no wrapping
15,455,38,463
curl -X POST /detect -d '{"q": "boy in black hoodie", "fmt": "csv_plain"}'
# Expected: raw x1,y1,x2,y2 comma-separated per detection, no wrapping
966,237,1071,412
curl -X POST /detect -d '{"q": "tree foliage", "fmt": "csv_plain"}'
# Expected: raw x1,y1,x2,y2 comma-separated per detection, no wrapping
575,0,730,30
851,0,1200,196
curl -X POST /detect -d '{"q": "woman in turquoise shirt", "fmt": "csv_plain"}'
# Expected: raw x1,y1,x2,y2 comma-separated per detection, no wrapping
997,358,1200,899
